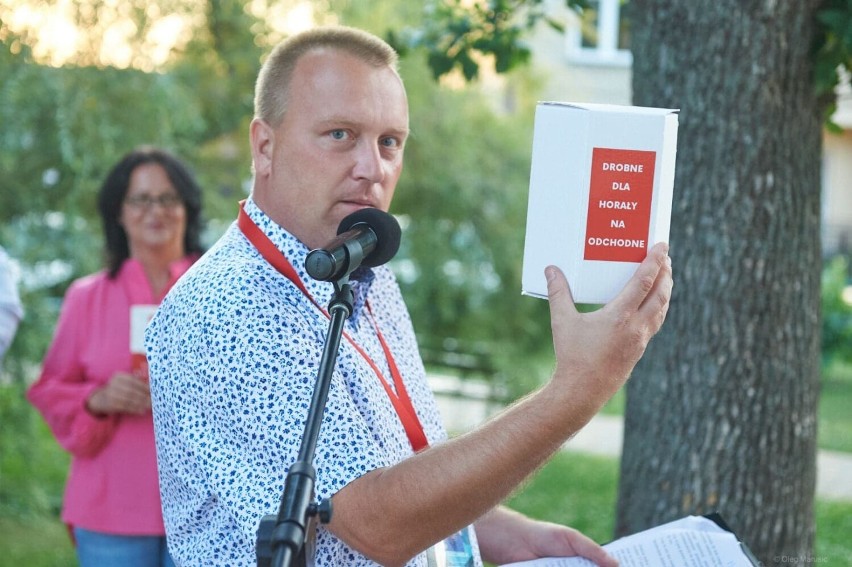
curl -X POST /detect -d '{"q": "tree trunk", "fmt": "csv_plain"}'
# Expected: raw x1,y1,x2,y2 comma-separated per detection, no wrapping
617,2,823,564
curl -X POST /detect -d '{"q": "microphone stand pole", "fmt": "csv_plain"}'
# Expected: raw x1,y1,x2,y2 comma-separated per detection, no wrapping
257,278,354,567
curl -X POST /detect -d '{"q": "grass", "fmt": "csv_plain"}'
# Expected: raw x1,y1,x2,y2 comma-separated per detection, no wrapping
1,362,849,566
4,451,850,567
599,361,852,454
507,453,619,544
0,515,75,567
0,386,75,567
819,360,852,453
506,452,852,565
815,499,852,564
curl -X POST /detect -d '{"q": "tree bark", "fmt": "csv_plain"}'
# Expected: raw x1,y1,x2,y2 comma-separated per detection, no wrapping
617,2,823,564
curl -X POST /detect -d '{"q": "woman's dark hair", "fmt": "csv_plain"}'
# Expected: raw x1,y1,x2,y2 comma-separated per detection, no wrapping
97,146,205,278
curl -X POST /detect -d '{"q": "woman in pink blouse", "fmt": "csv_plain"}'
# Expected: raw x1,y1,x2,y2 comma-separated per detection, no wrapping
28,146,204,567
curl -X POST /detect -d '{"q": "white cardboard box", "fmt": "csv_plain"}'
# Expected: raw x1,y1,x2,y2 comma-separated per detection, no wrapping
522,102,679,304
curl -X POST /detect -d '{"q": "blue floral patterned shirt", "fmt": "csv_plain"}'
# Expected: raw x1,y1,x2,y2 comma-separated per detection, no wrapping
147,198,482,566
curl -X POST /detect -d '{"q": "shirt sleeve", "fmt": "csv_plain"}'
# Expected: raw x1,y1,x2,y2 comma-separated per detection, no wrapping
0,249,24,359
27,281,118,457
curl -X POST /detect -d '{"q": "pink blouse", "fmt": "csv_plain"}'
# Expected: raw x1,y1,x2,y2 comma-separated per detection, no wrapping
27,256,196,535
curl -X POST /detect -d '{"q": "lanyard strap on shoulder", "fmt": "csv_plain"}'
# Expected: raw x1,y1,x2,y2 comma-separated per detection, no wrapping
237,202,429,452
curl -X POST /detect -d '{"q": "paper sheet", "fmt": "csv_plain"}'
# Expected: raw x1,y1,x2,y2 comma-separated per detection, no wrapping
500,516,755,567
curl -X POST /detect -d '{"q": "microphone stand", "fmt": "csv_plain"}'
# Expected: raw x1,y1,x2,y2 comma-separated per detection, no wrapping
256,277,354,567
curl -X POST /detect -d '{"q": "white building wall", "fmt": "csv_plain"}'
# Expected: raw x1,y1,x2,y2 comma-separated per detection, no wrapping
823,130,852,256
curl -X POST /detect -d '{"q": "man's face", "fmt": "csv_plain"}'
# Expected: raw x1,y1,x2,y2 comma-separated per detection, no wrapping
252,48,409,250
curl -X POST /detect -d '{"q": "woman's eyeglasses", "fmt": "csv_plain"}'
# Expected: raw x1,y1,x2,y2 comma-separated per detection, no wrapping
124,194,183,211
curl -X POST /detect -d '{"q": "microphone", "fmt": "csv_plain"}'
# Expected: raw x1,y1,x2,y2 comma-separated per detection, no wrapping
305,208,401,282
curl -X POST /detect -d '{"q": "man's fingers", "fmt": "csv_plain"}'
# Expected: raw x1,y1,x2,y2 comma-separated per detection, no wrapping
638,252,673,324
557,528,619,567
546,265,578,323
612,242,669,312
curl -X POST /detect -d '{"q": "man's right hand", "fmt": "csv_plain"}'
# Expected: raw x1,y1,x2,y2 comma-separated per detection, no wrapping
328,242,672,567
545,241,673,420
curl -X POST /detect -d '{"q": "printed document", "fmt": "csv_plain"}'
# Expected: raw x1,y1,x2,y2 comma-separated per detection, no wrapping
500,515,756,567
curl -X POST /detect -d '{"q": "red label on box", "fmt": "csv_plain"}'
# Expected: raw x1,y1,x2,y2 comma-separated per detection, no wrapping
584,147,657,262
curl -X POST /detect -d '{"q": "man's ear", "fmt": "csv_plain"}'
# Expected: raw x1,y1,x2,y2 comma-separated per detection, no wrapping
250,118,275,177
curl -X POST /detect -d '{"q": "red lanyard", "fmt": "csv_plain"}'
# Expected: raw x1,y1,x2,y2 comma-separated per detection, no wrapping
237,202,429,452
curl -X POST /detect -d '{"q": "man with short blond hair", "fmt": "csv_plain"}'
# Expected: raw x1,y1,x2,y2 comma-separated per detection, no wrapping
148,25,672,567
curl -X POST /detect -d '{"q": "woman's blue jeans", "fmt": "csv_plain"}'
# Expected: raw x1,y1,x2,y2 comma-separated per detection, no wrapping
73,527,175,567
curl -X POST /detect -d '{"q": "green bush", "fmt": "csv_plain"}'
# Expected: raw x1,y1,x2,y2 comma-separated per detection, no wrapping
822,255,852,366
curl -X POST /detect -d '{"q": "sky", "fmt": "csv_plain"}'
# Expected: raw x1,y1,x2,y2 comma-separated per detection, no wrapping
0,0,318,69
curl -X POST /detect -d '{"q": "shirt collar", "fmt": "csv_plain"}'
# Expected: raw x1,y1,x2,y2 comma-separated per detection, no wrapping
243,196,375,325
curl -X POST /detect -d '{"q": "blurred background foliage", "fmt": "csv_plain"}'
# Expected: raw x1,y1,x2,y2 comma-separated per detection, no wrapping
823,256,852,366
0,0,558,402
1,0,850,425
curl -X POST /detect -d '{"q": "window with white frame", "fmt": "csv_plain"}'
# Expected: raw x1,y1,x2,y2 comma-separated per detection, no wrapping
565,0,632,66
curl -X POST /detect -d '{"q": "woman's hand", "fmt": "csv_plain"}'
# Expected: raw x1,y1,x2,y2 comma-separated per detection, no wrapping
86,372,151,416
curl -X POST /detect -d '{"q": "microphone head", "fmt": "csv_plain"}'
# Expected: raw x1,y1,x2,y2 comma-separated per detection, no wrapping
337,208,401,268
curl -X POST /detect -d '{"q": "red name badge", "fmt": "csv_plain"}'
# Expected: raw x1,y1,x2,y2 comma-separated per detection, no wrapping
130,305,158,381
584,147,657,263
